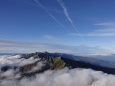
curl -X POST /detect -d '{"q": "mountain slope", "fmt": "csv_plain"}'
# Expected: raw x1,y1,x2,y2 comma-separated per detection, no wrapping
20,52,115,75
19,56,65,77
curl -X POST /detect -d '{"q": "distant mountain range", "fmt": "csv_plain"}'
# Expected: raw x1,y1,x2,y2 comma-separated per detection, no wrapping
1,52,115,79
19,52,115,73
29,52,115,68
87,54,115,62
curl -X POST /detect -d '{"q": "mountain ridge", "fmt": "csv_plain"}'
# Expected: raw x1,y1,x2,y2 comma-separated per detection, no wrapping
1,52,115,79
20,52,115,74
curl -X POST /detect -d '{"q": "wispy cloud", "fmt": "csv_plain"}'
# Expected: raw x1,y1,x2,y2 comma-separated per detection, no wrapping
81,22,115,36
57,0,73,24
22,0,63,14
87,32,115,36
94,22,115,26
57,0,83,40
70,28,115,36
47,7,63,14
70,32,115,36
0,39,112,55
43,35,62,41
69,33,82,36
34,0,69,33
96,28,115,32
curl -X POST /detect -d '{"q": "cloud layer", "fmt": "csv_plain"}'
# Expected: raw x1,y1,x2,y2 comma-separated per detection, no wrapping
0,55,39,69
0,55,41,79
0,54,115,86
0,39,112,55
0,68,115,86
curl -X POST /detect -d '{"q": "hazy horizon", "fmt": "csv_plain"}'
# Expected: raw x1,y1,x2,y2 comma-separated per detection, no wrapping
0,0,115,60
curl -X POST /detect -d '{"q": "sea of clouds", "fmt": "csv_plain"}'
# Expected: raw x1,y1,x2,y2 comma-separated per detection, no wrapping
0,55,41,79
0,55,115,86
0,55,39,67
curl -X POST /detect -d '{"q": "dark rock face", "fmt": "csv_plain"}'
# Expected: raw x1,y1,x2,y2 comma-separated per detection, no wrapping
21,52,47,59
20,56,65,71
1,66,18,72
19,56,65,77
61,58,115,74
1,66,11,72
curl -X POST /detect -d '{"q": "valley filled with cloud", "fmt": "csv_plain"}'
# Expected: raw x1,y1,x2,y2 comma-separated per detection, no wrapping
0,54,115,86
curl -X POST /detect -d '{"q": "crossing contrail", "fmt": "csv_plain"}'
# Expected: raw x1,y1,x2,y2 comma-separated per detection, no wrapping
57,0,84,40
34,0,69,33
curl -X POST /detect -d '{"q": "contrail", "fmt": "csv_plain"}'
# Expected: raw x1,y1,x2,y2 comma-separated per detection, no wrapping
57,0,84,40
34,0,69,33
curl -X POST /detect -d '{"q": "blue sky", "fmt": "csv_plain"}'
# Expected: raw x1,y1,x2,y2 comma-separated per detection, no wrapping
0,0,115,55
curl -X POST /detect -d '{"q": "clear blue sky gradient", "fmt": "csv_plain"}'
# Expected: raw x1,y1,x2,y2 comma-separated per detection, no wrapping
0,0,115,54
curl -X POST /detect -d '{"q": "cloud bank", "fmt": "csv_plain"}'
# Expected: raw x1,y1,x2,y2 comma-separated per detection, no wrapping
0,55,39,68
0,68,115,86
0,54,115,86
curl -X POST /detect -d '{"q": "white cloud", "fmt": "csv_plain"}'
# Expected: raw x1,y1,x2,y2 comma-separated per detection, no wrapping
70,28,115,36
69,22,115,36
0,55,39,68
96,28,115,32
22,0,63,14
57,0,83,40
0,39,112,55
0,68,115,86
0,54,44,79
0,69,21,79
57,0,73,24
0,53,115,86
87,28,115,36
43,35,62,41
86,32,115,36
34,0,68,33
28,61,45,73
94,22,115,26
